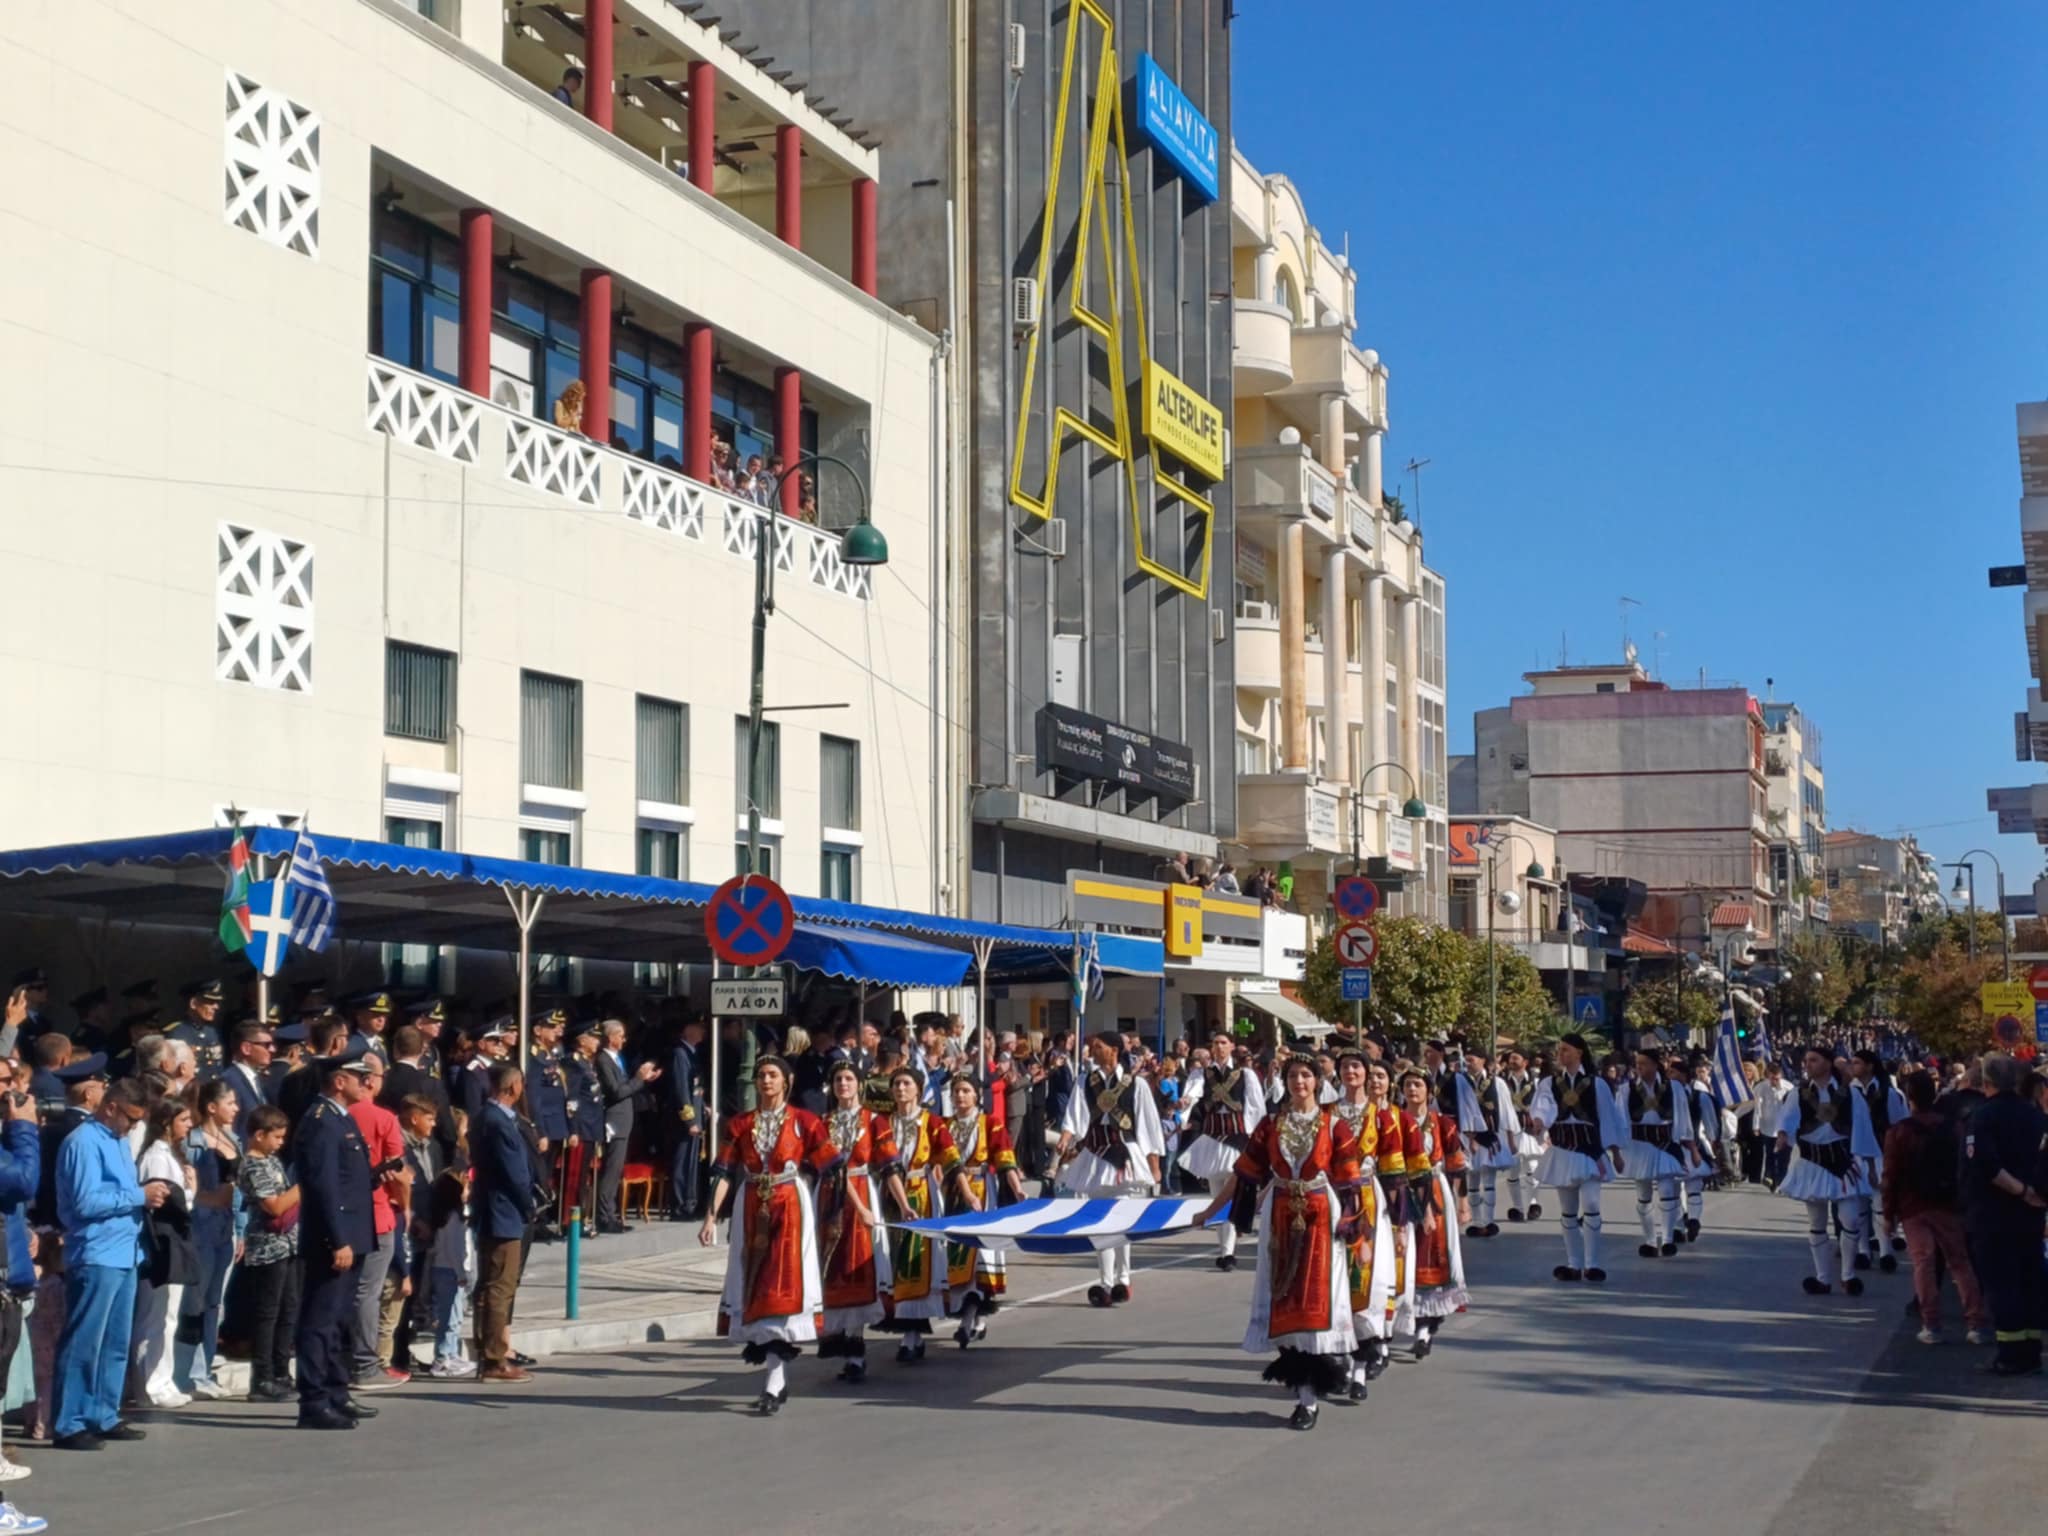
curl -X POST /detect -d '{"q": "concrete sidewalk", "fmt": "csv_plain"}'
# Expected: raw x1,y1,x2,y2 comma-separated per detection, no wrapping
508,1220,727,1357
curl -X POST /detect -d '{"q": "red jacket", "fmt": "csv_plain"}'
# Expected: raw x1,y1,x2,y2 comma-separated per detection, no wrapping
349,1099,404,1236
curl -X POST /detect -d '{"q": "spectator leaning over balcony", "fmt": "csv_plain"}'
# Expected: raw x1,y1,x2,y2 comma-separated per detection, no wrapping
1211,860,1242,895
552,379,587,436
797,474,819,524
551,65,583,108
710,437,739,492
760,454,785,507
743,453,769,506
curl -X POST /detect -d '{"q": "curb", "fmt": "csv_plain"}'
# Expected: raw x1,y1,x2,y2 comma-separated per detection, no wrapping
509,1305,722,1358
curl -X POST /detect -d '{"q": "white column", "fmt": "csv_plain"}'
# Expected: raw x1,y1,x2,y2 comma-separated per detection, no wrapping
1363,573,1387,787
1319,393,1347,482
1323,546,1349,790
1278,517,1308,771
1399,594,1421,789
1363,429,1384,508
1254,243,1278,305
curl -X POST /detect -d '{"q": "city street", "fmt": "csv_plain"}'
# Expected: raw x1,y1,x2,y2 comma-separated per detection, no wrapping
37,1187,2039,1536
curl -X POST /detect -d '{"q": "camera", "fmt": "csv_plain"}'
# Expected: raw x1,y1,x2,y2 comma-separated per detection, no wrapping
6,1093,28,1111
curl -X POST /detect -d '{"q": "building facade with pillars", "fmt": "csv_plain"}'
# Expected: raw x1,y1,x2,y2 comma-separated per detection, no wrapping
1227,145,1449,924
725,0,1239,937
0,1,943,961
1762,700,1828,936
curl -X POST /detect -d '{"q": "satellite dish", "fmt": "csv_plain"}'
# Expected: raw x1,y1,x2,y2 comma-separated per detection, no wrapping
1623,639,1639,665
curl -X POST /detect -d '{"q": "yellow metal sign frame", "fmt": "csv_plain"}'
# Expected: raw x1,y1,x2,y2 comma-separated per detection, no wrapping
1006,0,1216,599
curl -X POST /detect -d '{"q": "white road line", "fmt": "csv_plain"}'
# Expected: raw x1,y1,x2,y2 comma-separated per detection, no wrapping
1009,1250,1212,1308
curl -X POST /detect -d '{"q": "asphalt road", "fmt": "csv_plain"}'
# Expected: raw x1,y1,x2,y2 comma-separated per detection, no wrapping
28,1186,2044,1536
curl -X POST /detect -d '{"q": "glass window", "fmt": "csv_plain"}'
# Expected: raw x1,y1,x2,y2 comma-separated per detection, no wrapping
636,696,688,804
383,816,442,988
1235,733,1268,777
821,847,858,901
385,642,455,742
521,671,582,790
637,825,685,879
734,717,781,820
521,828,572,865
734,840,779,880
820,736,860,830
369,207,460,384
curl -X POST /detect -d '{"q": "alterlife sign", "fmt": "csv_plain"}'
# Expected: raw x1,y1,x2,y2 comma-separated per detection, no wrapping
1135,53,1219,203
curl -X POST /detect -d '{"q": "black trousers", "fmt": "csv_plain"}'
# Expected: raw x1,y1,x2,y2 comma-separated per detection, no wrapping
244,1259,301,1388
597,1132,629,1226
668,1123,701,1218
296,1254,363,1411
1970,1223,2048,1355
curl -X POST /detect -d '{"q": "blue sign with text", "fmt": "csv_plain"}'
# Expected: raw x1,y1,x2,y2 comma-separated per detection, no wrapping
1341,969,1374,1002
1135,53,1219,204
1574,996,1605,1028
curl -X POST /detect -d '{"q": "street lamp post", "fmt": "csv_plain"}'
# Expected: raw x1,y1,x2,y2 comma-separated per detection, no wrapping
1346,759,1427,1039
746,456,889,879
1477,829,1546,1061
1946,851,2009,979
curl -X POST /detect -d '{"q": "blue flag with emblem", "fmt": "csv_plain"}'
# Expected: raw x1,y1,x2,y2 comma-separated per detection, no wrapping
245,879,295,979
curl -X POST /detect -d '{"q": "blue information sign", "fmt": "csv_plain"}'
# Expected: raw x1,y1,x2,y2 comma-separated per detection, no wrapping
1573,996,1605,1028
1341,969,1374,1002
1134,53,1220,203
2036,1002,2048,1047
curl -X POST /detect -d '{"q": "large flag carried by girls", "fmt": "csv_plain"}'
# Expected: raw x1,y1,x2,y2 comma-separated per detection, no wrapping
895,1196,1218,1255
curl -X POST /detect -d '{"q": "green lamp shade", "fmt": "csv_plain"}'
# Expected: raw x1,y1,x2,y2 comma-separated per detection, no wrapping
839,519,890,567
1401,795,1427,819
1526,861,1547,880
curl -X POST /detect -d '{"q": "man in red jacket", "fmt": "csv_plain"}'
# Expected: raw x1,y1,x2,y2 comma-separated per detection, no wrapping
346,1054,412,1388
1881,1068,1989,1345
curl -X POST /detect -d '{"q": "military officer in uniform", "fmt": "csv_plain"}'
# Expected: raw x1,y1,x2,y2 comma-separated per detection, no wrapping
343,991,393,1059
294,1049,379,1429
403,996,447,1079
561,1020,605,1236
165,979,227,1079
666,1017,709,1221
525,1008,571,1238
458,1018,513,1124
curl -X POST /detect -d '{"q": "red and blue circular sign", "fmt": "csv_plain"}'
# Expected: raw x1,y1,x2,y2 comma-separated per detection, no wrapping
1335,876,1380,922
705,875,795,967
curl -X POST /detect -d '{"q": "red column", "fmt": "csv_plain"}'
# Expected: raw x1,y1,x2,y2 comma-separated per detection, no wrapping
579,268,612,444
687,60,715,193
684,321,713,483
775,366,801,515
584,0,614,132
851,177,877,296
776,124,802,248
459,208,493,395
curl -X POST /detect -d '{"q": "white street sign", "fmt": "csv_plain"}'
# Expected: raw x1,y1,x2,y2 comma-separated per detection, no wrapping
712,977,787,1017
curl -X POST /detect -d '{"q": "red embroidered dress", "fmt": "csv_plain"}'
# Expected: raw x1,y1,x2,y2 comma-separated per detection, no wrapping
713,1105,829,1344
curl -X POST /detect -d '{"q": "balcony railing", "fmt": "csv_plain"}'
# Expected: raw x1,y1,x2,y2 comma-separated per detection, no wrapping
365,357,871,600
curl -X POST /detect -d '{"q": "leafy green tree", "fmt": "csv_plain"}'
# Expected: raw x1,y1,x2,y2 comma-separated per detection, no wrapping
1622,972,1720,1039
1774,933,1851,1028
1459,939,1559,1050
1895,935,1998,1060
1300,915,1471,1048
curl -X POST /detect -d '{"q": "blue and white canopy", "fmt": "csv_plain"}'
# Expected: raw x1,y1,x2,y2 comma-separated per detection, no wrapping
894,1196,1220,1254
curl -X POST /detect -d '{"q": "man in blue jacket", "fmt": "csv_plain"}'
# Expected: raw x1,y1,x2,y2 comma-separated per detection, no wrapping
52,1078,166,1449
293,1052,376,1430
472,1061,535,1383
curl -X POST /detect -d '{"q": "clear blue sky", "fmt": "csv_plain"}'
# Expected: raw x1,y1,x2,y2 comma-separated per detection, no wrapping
1232,2,2048,899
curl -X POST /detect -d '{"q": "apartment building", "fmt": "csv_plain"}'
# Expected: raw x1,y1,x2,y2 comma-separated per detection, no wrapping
1227,146,1448,924
1762,700,1827,933
0,1,942,946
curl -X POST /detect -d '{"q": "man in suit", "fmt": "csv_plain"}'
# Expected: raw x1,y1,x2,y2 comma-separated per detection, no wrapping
223,1019,278,1139
279,1017,349,1139
471,1061,536,1383
594,1018,660,1235
293,1050,377,1430
380,1023,455,1164
666,1018,708,1221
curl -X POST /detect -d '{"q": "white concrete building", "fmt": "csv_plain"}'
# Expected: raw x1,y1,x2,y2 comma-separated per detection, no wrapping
0,2,944,976
1227,145,1448,924
1762,700,1827,935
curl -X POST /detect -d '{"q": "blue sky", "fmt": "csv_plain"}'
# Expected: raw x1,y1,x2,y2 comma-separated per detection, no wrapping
1231,2,2048,897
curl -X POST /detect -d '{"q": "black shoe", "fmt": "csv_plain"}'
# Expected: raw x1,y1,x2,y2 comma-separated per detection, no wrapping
1364,1355,1388,1381
248,1381,293,1403
1553,1265,1583,1282
51,1432,104,1451
1639,1244,1658,1259
754,1389,787,1416
598,1222,632,1236
1506,1208,1526,1223
1584,1268,1608,1283
1844,1276,1865,1297
1528,1203,1543,1219
339,1398,379,1420
1465,1224,1487,1239
1660,1242,1677,1257
1802,1276,1832,1295
99,1424,147,1442
1878,1253,1898,1274
1345,1379,1366,1402
1485,1222,1500,1237
895,1341,918,1363
511,1352,537,1368
1985,1356,2045,1377
1109,1283,1131,1304
297,1407,356,1431
1413,1334,1433,1360
1086,1284,1111,1309
1685,1218,1701,1241
1890,1235,1908,1254
1216,1255,1237,1273
1287,1402,1319,1431
1852,1253,1872,1271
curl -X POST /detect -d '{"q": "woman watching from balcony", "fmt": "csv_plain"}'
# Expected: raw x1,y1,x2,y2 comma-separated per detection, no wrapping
552,379,586,435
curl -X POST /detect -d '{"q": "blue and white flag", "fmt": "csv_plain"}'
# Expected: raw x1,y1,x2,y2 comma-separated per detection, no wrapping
894,1196,1218,1255
245,879,296,979
1070,932,1106,1013
284,828,337,953
1711,996,1748,1109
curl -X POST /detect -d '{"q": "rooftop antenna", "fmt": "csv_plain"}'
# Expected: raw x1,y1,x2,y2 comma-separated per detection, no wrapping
1559,631,1569,668
1619,596,1641,659
1404,457,1432,525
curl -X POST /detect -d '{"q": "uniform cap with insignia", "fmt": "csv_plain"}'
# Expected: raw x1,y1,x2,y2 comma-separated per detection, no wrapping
336,1046,386,1075
119,979,158,1002
275,1022,310,1045
55,1053,109,1083
406,998,446,1024
571,1019,601,1040
478,1018,514,1041
70,986,108,1013
535,1007,569,1029
181,979,225,1004
347,991,393,1015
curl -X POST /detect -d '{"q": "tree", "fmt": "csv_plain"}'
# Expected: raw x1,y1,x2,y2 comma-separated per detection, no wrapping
1622,972,1719,1040
1903,910,2006,962
1894,935,1998,1060
1774,933,1851,1028
1300,915,1470,1047
1458,939,1559,1050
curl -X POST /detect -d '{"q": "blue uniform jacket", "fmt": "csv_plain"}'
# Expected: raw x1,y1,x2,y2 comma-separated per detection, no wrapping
564,1056,604,1144
295,1097,375,1259
471,1103,536,1242
526,1053,571,1142
0,1119,39,1292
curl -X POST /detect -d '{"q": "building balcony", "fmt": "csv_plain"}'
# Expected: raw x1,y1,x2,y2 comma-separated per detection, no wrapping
1236,774,1348,858
1233,299,1295,392
1234,614,1338,705
1233,443,1342,537
1344,489,1376,556
366,357,873,600
1267,326,1387,432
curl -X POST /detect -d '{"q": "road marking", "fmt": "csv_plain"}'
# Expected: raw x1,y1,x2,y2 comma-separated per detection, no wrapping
1009,1250,1211,1308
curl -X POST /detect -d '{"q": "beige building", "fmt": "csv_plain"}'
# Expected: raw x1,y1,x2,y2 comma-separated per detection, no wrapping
0,1,944,976
1226,145,1448,923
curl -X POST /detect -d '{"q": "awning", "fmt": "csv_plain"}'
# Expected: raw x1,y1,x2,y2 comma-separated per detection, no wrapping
0,827,970,987
1237,989,1334,1039
1710,901,1754,928
1622,926,1677,955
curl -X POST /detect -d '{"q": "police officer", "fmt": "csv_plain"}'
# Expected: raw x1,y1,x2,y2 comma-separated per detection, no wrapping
1962,1053,2048,1376
294,1048,378,1429
165,979,227,1079
562,1019,605,1237
525,1008,571,1237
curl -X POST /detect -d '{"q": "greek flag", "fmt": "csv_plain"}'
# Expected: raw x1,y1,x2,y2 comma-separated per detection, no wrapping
1711,996,1747,1108
1071,931,1106,1013
894,1196,1219,1255
284,829,337,953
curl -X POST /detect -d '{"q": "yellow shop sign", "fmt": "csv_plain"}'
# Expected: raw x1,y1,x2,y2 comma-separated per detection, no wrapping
1143,360,1225,482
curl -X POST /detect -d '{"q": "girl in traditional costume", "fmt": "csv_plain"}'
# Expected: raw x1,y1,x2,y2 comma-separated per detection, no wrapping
1197,1055,1361,1432
699,1056,830,1415
1397,1066,1468,1359
878,1067,958,1362
943,1074,1027,1347
809,1060,909,1383
1330,1050,1400,1401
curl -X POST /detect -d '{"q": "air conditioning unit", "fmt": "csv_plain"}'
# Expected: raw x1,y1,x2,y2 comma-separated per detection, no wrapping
1012,276,1040,330
1007,22,1028,74
1238,600,1275,623
1040,518,1067,557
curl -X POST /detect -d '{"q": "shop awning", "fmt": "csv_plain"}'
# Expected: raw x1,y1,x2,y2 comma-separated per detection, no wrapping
0,827,970,987
1237,989,1334,1039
